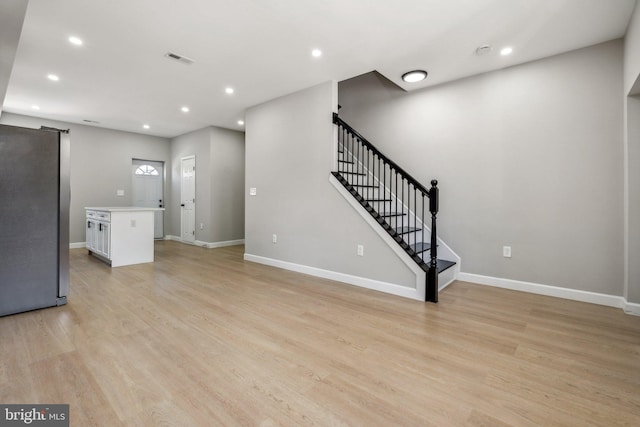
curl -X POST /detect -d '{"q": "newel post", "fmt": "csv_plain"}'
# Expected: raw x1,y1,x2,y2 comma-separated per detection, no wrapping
426,179,439,302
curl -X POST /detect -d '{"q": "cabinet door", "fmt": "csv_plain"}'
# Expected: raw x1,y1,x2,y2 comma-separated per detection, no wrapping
96,222,111,258
86,219,97,251
100,222,111,259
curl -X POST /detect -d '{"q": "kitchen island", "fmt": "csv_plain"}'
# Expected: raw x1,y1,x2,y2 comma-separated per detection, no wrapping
85,207,164,267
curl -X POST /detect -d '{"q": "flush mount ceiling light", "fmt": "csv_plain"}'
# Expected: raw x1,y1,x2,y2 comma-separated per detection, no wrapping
31,105,40,110
237,120,244,126
311,49,322,58
475,45,492,56
68,36,83,46
181,106,189,113
402,70,427,83
143,124,150,129
225,87,234,94
47,74,59,81
500,46,513,56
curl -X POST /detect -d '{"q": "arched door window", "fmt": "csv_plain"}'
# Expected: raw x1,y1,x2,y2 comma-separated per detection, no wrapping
134,164,159,176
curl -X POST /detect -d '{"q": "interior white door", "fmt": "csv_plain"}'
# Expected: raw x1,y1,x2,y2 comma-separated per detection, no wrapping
132,159,164,238
181,156,196,243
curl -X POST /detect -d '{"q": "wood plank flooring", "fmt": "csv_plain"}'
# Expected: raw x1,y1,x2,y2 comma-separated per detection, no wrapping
1,241,639,426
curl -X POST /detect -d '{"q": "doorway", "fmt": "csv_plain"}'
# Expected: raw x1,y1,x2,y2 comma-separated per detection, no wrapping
132,159,164,238
180,156,196,243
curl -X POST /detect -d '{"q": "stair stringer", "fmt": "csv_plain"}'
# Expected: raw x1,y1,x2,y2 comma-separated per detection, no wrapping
335,147,461,291
330,173,427,301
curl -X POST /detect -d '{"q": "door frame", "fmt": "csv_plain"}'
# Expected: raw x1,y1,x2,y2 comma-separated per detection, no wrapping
132,158,165,238
180,155,196,243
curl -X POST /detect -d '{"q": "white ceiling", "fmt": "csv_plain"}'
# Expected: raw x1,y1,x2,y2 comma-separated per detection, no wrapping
1,0,636,138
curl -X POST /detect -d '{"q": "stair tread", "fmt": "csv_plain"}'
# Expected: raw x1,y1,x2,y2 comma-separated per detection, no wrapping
395,226,421,234
367,199,392,202
436,259,456,273
338,160,354,164
409,242,431,253
351,184,378,188
338,171,366,176
380,211,406,217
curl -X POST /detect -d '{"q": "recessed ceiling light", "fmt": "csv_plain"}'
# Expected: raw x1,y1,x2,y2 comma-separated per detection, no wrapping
47,74,59,81
225,87,234,94
69,36,83,46
237,120,244,126
402,70,428,83
311,49,322,57
143,124,150,129
500,46,513,56
31,105,40,110
181,106,189,113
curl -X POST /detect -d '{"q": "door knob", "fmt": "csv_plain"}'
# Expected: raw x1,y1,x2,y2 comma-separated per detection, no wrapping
181,204,185,207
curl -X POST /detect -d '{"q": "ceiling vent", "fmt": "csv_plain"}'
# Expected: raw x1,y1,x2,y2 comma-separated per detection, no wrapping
164,51,194,65
82,119,100,124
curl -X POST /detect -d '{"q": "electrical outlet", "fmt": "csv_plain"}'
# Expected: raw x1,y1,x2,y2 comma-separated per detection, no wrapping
503,246,512,258
357,244,364,256
116,189,124,196
272,234,277,244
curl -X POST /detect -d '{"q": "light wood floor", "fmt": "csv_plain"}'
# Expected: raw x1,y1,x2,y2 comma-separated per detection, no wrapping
1,241,639,426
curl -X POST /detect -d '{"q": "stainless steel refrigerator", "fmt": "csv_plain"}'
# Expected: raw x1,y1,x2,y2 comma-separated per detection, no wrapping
0,124,70,316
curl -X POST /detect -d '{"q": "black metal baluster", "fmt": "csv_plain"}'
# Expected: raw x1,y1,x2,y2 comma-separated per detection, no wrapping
421,192,425,264
427,180,439,302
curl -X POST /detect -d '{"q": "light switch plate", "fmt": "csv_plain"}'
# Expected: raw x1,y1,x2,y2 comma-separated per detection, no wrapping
249,187,257,196
116,189,125,196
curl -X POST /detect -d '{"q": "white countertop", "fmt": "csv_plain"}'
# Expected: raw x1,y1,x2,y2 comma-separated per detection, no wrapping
85,207,165,212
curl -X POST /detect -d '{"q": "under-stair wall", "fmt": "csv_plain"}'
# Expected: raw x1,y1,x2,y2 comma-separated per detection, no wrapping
245,81,425,298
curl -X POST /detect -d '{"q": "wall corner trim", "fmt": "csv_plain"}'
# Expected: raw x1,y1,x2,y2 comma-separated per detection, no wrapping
624,301,640,316
244,253,423,300
457,272,639,315
164,235,245,249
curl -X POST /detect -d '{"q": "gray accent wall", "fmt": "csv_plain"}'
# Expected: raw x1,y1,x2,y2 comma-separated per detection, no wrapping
245,81,416,287
0,113,171,244
338,40,624,296
170,126,245,243
624,2,640,304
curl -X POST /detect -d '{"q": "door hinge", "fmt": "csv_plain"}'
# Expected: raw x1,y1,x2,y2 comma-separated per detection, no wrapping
192,230,195,236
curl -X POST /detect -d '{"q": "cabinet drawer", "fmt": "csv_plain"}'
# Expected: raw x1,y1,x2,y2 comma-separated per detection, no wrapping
87,210,111,222
96,212,110,222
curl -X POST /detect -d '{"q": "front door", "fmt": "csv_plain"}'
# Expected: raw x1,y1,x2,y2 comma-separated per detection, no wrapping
132,159,164,238
181,156,196,243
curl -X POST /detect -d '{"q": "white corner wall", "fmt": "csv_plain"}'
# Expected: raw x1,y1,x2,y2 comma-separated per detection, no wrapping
244,81,419,296
624,1,640,305
170,126,245,244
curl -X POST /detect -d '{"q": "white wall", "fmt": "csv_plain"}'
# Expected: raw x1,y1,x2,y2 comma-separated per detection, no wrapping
170,127,212,242
338,40,624,296
624,1,640,304
624,1,640,95
0,113,171,244
245,81,417,289
170,126,245,243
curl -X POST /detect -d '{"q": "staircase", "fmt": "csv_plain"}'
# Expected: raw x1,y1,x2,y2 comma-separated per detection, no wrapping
332,113,457,302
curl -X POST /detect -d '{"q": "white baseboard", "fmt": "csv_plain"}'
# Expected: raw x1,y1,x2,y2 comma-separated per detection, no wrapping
458,272,639,316
624,301,640,316
165,235,244,249
70,242,86,249
244,253,423,301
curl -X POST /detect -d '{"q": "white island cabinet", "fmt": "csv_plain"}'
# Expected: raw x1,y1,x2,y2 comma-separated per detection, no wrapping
85,207,164,267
